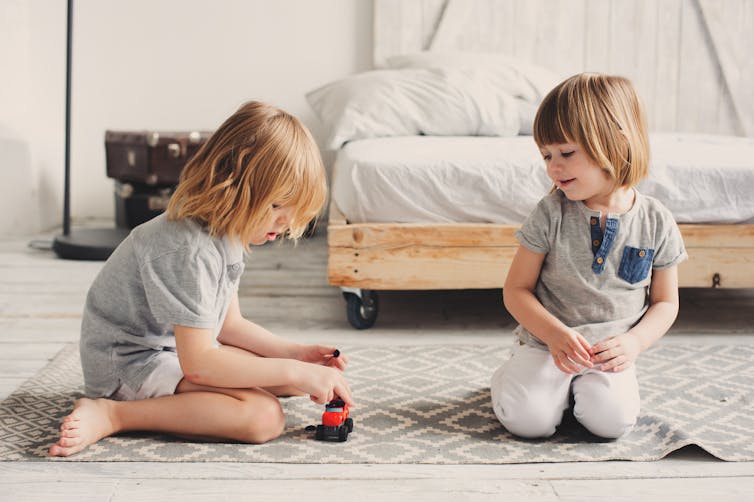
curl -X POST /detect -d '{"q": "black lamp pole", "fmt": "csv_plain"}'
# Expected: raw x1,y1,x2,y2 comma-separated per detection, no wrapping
62,0,73,236
53,0,129,260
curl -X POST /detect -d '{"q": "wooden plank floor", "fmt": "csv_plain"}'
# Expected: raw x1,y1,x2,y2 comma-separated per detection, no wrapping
1,226,753,501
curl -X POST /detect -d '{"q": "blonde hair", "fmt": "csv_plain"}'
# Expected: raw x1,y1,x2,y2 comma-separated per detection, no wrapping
533,73,650,189
167,101,327,247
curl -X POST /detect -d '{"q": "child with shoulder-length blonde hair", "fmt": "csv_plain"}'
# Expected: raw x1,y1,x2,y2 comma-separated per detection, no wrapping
491,73,687,439
51,101,352,457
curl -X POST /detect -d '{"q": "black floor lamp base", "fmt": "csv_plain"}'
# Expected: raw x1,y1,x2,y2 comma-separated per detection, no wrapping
52,227,130,261
53,2,129,262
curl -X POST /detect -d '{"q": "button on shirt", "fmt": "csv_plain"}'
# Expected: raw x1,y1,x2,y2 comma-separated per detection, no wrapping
513,190,687,348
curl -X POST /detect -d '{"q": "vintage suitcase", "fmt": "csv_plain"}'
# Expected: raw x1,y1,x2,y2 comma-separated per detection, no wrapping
105,130,212,186
114,181,174,229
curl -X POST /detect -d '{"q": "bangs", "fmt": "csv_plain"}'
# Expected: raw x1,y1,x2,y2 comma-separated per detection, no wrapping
533,87,574,147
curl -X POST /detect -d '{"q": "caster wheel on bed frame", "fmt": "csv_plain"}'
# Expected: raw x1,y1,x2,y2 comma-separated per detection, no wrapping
343,290,379,329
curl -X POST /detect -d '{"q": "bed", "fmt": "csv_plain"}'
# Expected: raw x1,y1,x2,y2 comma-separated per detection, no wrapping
310,0,754,328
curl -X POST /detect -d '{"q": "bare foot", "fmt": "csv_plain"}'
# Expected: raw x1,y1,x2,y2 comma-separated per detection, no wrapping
48,398,118,457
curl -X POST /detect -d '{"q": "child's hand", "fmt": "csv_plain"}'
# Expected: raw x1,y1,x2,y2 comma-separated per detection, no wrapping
297,345,348,371
590,334,641,372
545,329,594,374
295,363,354,406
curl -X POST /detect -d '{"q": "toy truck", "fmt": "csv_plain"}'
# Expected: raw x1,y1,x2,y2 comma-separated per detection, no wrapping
315,398,353,442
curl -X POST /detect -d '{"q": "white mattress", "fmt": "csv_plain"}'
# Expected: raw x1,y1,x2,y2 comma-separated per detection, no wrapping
332,134,754,224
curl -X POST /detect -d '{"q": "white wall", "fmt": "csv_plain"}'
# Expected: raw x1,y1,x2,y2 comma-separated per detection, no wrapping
373,0,754,137
0,0,373,236
0,0,67,236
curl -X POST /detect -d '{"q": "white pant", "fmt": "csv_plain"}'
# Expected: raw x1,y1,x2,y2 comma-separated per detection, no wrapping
490,341,640,439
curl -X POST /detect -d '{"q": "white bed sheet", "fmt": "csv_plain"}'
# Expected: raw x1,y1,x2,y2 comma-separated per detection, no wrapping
332,134,754,225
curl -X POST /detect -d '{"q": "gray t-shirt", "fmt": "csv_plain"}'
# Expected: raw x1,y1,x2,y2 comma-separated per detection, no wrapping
80,213,245,397
513,189,687,348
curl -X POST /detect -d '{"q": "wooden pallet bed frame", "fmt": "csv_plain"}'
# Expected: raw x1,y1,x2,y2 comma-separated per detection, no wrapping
329,201,754,291
328,200,754,327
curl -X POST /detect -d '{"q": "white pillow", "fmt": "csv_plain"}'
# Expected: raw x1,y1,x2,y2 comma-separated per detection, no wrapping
385,51,562,103
385,51,562,134
306,68,521,150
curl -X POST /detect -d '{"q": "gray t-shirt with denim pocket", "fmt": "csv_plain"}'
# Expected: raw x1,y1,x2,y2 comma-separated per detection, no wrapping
513,189,687,348
80,213,244,397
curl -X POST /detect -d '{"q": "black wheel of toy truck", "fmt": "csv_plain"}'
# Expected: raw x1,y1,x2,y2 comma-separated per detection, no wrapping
338,426,349,442
345,417,353,433
344,290,379,330
315,425,325,441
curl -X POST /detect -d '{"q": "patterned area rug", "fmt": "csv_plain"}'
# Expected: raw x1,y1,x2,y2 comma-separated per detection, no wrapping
1,343,753,463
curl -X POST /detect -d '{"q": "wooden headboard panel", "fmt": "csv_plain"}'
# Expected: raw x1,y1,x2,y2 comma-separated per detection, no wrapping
374,0,754,137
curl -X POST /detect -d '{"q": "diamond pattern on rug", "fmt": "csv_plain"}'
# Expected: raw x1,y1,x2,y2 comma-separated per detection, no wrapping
1,343,753,463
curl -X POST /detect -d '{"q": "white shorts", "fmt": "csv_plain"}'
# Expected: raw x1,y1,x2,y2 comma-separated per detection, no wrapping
111,351,184,401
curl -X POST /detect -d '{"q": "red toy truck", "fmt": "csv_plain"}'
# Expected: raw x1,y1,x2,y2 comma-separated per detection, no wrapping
315,398,353,442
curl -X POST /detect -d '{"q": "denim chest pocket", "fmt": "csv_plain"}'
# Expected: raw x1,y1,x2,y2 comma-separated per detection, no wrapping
618,246,655,284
